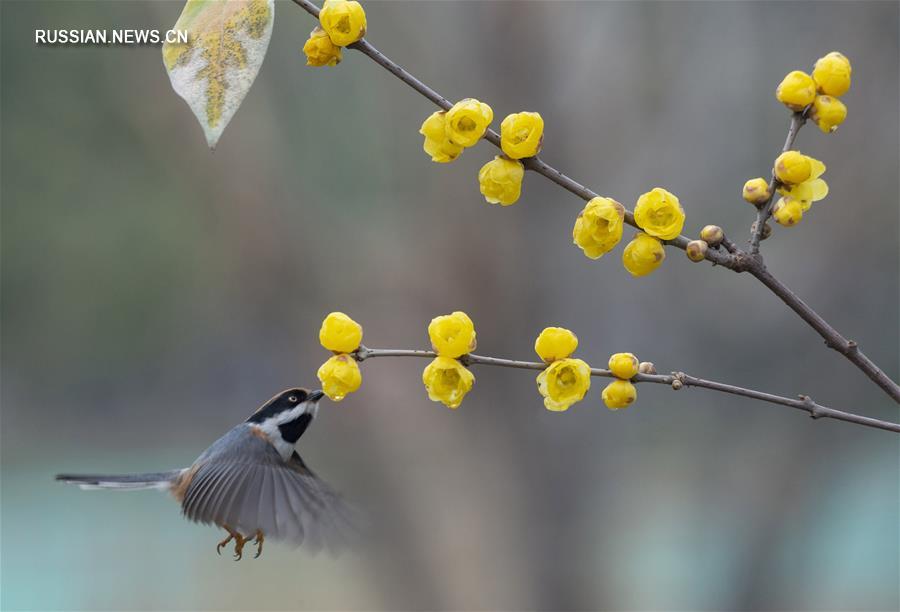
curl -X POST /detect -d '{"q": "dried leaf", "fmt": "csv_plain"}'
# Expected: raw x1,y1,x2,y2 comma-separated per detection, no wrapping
163,0,274,149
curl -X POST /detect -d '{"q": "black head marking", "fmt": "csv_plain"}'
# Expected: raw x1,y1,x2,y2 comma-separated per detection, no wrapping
247,388,308,423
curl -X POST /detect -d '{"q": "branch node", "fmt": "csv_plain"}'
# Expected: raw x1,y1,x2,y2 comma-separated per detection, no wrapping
799,394,822,419
354,345,370,361
671,372,686,390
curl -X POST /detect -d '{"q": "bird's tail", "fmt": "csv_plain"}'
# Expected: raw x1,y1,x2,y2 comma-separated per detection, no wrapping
56,470,183,491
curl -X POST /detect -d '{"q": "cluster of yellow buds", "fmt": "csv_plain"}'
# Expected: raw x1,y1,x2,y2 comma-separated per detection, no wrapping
420,99,493,163
602,353,639,409
771,151,828,227
317,312,364,400
422,312,477,408
776,52,851,133
571,188,685,276
419,101,544,207
303,0,367,67
534,327,591,411
315,312,652,413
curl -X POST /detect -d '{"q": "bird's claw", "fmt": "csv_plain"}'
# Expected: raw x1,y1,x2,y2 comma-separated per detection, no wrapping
217,526,253,561
253,530,265,559
216,532,233,556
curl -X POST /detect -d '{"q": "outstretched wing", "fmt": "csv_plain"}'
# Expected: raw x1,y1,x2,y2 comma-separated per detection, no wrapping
181,426,359,553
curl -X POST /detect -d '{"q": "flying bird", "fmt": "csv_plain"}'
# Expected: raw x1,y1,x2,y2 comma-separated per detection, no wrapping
57,388,358,559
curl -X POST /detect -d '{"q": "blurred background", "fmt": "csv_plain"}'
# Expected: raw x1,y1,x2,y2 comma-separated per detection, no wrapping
2,1,898,610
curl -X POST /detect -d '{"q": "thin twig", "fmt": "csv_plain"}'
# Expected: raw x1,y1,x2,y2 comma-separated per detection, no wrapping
353,346,900,433
748,111,807,254
291,0,900,403
747,263,900,402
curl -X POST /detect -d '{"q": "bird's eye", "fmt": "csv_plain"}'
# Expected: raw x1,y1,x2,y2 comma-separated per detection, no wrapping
288,396,298,403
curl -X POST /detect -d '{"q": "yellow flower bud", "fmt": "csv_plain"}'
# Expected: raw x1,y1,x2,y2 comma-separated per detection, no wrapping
500,111,544,159
420,111,464,163
812,52,851,97
317,354,362,401
772,197,803,227
422,356,474,409
743,177,771,206
810,95,847,133
602,379,637,410
534,327,578,363
478,155,524,206
428,311,476,358
536,358,591,412
774,151,812,185
633,188,685,240
319,0,367,47
572,197,625,259
777,178,828,211
319,312,363,353
608,353,639,380
685,240,708,262
700,225,724,247
775,70,816,111
303,26,343,67
638,361,656,375
445,99,493,148
622,232,665,277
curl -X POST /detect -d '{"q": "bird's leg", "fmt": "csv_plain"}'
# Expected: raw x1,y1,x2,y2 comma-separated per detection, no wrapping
216,526,236,555
253,530,265,558
232,531,249,561
217,525,250,560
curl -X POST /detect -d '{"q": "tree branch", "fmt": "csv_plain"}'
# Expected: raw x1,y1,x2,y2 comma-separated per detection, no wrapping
747,262,900,402
291,0,900,403
353,346,900,433
748,111,807,254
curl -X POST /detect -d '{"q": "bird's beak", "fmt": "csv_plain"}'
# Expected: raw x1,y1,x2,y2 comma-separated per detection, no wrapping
308,390,325,402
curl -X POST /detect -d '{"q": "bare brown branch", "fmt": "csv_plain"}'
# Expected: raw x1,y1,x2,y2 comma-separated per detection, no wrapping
354,347,900,433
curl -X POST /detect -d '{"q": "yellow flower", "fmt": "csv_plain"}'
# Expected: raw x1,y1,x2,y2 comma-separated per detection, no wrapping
775,156,826,210
774,150,822,185
422,356,474,409
742,177,771,206
536,358,591,412
622,232,665,277
633,188,685,240
319,0,367,47
303,26,343,67
572,197,625,259
772,196,804,227
500,112,544,159
478,156,524,205
445,99,493,148
534,327,578,363
319,312,363,353
775,70,817,111
419,111,464,163
602,380,637,410
608,353,639,380
317,354,362,401
810,95,847,133
428,311,476,358
812,52,851,97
